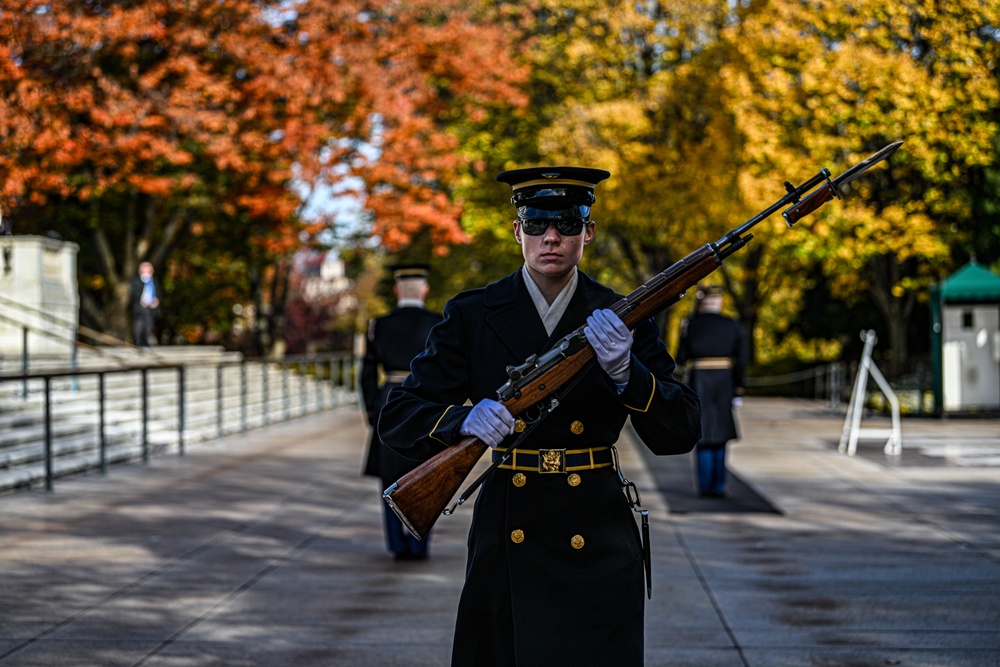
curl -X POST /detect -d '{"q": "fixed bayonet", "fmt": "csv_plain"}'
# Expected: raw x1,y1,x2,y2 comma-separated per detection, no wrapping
831,141,904,190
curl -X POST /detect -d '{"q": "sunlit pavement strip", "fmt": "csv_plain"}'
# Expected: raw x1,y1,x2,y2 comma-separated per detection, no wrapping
903,438,1000,466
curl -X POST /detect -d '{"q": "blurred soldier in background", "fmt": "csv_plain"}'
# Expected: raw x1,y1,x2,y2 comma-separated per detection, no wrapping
676,285,746,498
361,264,442,561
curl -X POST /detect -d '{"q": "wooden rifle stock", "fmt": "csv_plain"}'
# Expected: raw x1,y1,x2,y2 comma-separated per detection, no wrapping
384,142,902,539
383,436,490,540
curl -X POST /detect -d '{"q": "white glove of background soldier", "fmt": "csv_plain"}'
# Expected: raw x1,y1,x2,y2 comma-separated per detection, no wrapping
585,308,632,385
460,398,515,448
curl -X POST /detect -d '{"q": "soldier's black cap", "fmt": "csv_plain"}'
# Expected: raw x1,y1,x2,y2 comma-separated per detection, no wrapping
697,285,724,299
496,166,610,221
389,263,430,280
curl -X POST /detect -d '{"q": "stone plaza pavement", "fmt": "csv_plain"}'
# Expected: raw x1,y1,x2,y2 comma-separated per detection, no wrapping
0,397,997,666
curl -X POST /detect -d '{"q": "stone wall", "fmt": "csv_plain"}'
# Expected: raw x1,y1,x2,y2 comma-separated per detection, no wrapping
0,235,79,360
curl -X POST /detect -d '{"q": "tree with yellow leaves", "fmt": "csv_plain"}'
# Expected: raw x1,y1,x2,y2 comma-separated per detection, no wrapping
716,0,1000,371
497,0,998,372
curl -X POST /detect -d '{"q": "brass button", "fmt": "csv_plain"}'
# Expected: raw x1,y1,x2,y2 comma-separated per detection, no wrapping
570,534,585,549
511,529,525,544
570,420,584,435
567,473,581,487
512,473,527,488
513,419,527,433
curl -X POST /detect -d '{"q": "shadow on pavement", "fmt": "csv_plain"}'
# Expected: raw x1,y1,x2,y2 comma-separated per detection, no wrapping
637,445,782,515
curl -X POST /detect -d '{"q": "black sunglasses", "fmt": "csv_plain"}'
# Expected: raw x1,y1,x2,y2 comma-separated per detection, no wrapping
518,218,588,236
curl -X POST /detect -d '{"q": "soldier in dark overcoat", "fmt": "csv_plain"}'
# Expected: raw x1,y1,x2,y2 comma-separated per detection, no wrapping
378,167,701,666
361,264,443,560
675,285,746,497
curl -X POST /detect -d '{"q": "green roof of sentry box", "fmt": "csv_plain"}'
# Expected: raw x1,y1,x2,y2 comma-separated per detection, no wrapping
940,261,1000,302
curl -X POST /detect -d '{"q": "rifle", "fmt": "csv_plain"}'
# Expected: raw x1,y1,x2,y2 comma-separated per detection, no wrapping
384,141,903,539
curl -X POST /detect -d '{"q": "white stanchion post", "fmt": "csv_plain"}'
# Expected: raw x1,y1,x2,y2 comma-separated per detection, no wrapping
839,330,902,457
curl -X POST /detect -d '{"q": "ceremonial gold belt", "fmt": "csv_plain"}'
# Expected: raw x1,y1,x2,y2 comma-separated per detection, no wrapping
493,447,613,473
692,357,732,370
383,371,410,384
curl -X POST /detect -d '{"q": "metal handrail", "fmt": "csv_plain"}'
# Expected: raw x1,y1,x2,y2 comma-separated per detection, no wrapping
745,361,845,409
5,365,183,491
0,352,357,493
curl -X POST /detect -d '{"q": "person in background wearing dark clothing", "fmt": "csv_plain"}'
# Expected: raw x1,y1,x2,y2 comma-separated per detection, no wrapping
378,167,702,666
361,264,443,561
130,262,161,348
676,285,746,498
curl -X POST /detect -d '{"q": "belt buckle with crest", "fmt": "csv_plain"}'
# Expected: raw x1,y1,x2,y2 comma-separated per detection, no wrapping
538,448,566,474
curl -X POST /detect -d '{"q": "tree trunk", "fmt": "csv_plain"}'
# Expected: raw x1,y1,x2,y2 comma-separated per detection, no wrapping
868,255,915,377
267,253,293,357
729,244,763,366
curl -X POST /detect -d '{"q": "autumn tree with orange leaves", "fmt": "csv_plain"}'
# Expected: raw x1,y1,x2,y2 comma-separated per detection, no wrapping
0,0,525,351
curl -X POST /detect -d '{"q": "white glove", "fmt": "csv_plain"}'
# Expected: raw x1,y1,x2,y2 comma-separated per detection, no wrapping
585,308,632,385
732,396,743,409
460,399,515,448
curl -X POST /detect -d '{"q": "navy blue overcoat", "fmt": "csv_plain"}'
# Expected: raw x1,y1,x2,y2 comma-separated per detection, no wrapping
379,269,701,666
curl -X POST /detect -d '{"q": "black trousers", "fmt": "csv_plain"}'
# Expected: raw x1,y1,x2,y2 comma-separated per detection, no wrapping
133,308,156,347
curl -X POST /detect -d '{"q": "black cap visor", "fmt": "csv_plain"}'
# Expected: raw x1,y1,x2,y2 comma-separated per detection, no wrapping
516,204,592,220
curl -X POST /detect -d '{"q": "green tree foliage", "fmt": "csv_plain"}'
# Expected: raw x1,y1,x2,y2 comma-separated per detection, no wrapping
443,1,735,346
464,0,999,373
